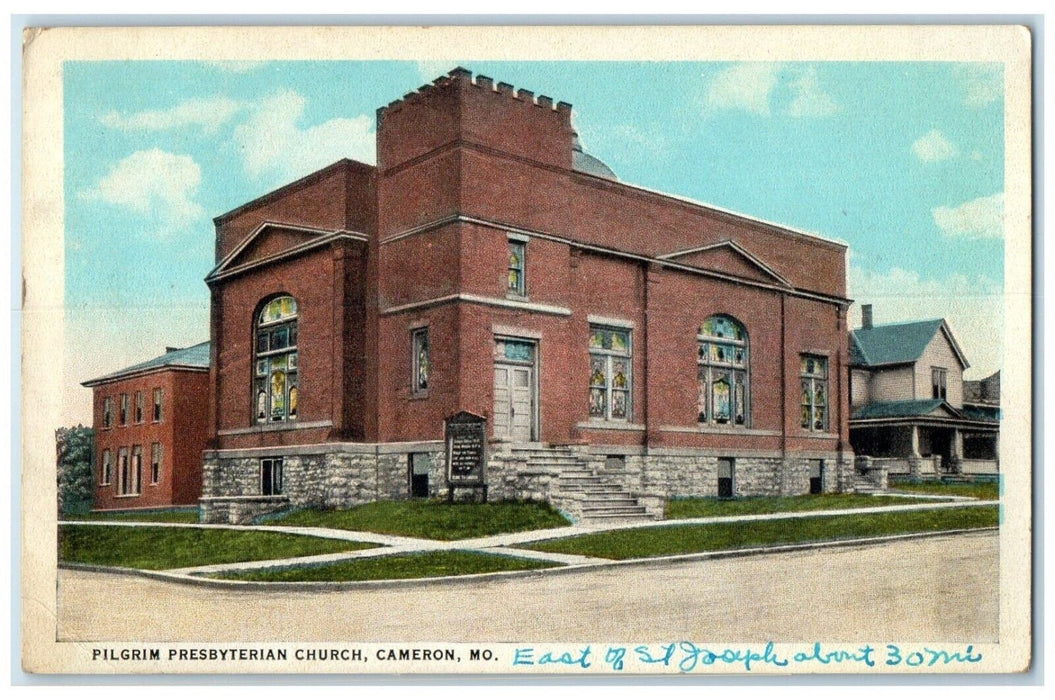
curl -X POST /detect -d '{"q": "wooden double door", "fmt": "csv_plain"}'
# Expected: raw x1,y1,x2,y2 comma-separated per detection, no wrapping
493,362,535,442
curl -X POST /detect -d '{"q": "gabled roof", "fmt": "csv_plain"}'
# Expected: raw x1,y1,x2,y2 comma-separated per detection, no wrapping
850,318,969,369
82,342,211,387
205,221,368,284
656,239,793,287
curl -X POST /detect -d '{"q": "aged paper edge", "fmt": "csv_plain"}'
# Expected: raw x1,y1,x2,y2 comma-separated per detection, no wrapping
19,23,1033,676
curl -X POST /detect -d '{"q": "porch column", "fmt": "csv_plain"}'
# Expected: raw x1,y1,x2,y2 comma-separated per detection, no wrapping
952,428,964,459
910,425,921,457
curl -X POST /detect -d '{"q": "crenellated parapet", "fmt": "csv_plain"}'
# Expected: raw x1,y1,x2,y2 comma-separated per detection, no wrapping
377,67,575,172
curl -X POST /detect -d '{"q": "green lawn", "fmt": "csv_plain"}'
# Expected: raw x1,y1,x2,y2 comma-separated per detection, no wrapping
525,505,999,560
216,550,558,582
665,493,930,519
59,525,377,570
69,510,200,524
265,500,571,540
889,481,1000,500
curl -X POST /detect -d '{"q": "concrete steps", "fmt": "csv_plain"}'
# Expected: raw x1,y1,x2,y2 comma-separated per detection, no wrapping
854,478,884,494
524,447,652,523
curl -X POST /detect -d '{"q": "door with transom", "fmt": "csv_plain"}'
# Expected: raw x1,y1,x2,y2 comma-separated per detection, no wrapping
493,338,537,442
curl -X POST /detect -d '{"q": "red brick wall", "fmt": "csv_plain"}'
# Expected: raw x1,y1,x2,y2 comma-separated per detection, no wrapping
210,240,369,450
214,161,375,262
457,148,847,298
91,368,207,510
378,71,573,173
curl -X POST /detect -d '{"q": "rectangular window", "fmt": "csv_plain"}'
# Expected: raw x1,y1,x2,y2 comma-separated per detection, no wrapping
100,449,113,485
128,445,143,495
119,394,129,425
718,457,735,499
153,388,163,422
412,328,430,394
800,355,829,432
409,453,430,498
810,459,825,494
134,391,144,423
117,448,129,494
507,240,526,296
932,367,948,400
150,442,163,485
588,325,632,421
103,397,114,429
261,458,284,496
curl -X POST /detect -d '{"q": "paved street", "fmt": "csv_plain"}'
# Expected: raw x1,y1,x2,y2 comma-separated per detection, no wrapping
57,530,998,643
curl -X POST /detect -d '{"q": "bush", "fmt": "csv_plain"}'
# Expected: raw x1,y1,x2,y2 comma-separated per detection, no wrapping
56,425,94,516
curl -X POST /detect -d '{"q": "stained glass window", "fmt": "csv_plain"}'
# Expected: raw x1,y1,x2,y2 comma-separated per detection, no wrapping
698,316,749,426
508,240,526,296
800,355,829,431
588,325,632,421
413,328,430,393
254,295,299,423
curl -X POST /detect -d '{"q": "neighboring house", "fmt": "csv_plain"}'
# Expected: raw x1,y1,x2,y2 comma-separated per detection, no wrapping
201,68,856,524
849,306,999,477
82,343,210,510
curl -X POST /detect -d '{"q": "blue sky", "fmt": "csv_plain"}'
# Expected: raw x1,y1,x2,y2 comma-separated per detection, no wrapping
62,60,1005,425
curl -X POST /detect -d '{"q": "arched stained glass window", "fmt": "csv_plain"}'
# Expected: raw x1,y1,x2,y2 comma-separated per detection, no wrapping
697,315,750,427
254,295,299,423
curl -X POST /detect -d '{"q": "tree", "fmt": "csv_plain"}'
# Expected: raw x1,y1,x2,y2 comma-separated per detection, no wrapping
56,425,94,516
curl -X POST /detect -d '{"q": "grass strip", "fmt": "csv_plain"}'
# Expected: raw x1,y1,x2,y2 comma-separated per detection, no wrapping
266,500,571,540
666,493,933,519
889,481,999,500
526,505,999,560
59,525,376,570
215,550,558,582
69,510,200,524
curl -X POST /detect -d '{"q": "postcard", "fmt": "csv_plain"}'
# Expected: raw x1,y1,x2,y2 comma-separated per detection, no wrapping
20,24,1032,675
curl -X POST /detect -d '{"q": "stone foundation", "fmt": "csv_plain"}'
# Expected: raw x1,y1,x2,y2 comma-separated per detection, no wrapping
200,443,855,524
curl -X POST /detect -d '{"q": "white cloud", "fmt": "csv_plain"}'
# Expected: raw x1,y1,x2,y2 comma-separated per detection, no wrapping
203,61,266,74
849,266,1002,378
704,63,838,118
911,129,959,162
958,64,1003,107
233,90,376,182
80,149,204,224
786,67,839,118
705,63,781,116
932,192,1004,240
101,96,243,133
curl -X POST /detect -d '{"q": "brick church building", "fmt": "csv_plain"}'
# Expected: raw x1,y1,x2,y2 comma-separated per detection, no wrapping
200,68,854,524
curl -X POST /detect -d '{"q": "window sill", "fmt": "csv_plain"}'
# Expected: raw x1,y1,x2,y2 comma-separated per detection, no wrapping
114,494,141,499
409,391,430,401
577,421,645,432
217,419,332,436
800,432,839,439
505,292,530,302
660,425,780,437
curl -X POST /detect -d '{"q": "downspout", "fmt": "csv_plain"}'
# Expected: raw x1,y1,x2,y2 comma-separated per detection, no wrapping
780,293,787,461
642,260,650,453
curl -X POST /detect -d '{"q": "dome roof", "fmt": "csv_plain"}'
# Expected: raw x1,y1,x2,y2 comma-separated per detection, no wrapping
572,132,618,180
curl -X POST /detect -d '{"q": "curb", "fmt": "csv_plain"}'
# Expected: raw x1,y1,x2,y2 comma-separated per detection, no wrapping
59,526,998,593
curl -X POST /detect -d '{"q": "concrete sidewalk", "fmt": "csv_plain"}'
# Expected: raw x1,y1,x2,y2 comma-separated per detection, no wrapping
62,497,998,577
